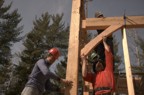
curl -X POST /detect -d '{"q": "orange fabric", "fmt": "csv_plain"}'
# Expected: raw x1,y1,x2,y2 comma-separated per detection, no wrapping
84,49,115,95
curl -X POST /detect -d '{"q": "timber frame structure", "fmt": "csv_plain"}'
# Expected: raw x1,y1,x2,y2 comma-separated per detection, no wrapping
65,0,144,95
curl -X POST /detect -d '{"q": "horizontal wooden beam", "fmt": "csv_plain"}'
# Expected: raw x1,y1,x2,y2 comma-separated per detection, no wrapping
81,24,123,56
82,16,144,30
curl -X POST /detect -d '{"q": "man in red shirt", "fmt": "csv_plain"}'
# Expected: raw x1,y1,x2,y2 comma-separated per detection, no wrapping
81,36,115,95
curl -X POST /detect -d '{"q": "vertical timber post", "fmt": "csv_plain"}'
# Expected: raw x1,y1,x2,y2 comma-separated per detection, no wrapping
80,0,90,95
65,0,81,95
122,28,135,95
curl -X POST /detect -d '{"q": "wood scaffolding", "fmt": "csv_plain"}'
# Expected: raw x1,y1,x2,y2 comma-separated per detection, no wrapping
65,0,144,95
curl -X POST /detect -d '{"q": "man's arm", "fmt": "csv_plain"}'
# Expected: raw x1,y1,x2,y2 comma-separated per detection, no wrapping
37,59,61,80
37,59,73,87
81,54,88,77
103,36,110,52
103,36,113,71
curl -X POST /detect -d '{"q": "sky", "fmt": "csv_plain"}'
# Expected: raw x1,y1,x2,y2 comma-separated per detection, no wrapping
4,0,144,69
5,0,72,53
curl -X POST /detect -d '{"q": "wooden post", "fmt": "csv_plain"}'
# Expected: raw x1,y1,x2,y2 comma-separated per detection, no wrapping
65,0,81,95
122,28,135,95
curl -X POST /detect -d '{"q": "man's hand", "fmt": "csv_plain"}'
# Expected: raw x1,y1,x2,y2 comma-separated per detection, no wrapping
102,36,110,52
81,54,86,61
60,79,73,87
80,54,88,65
102,36,107,43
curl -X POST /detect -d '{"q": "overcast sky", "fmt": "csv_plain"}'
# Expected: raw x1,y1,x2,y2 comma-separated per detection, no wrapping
5,0,144,33
5,0,72,33
4,0,144,67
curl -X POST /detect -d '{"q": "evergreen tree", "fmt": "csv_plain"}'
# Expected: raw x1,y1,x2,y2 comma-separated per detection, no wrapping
6,12,69,95
0,0,23,93
126,30,144,73
45,57,67,95
113,35,123,72
132,35,144,72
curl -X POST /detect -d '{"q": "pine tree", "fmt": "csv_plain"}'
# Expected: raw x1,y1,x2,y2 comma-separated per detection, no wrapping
132,35,144,73
0,0,23,93
113,35,123,72
126,30,144,73
6,12,69,95
44,57,67,95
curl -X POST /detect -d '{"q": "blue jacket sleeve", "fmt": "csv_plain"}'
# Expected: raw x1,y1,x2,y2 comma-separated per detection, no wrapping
37,59,61,81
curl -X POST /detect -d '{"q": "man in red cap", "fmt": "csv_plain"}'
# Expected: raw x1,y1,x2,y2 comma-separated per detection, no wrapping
21,48,72,95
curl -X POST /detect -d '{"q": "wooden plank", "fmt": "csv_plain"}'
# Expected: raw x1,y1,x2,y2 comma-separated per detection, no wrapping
80,0,86,20
65,0,81,95
80,0,87,49
79,1,90,95
82,16,144,30
81,24,123,56
80,1,89,95
122,28,135,95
